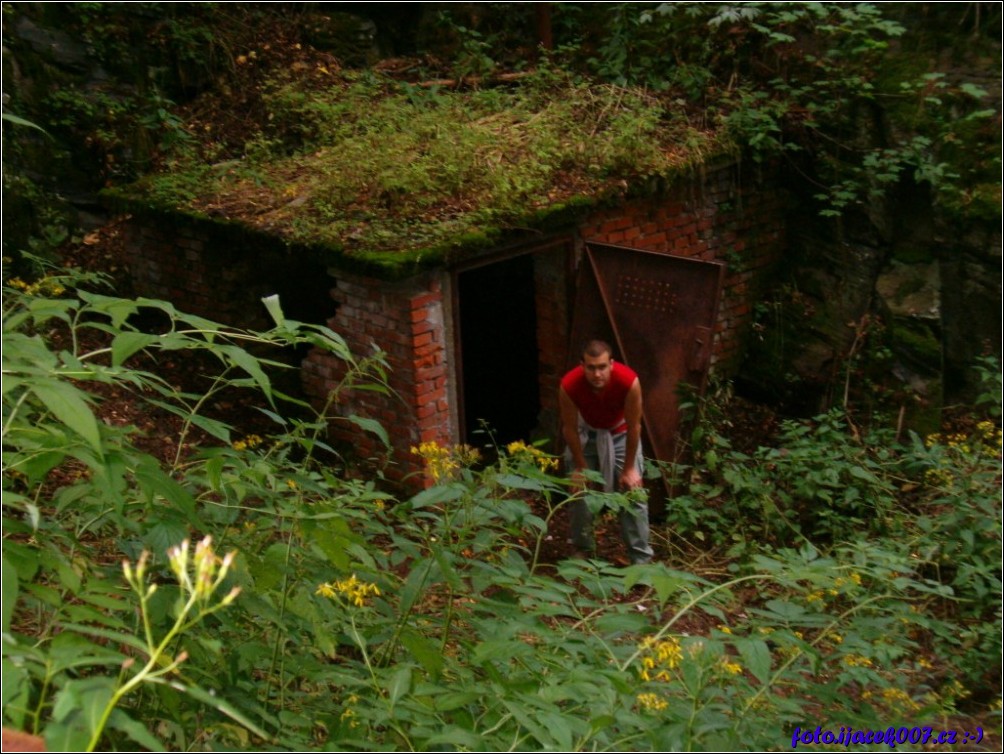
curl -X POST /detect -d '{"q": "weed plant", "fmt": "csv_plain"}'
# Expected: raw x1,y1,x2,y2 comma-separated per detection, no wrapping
3,268,1000,750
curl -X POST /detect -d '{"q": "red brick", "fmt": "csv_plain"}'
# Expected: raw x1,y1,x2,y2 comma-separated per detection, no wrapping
417,365,446,382
417,386,446,404
415,342,442,358
601,216,633,234
413,353,437,370
411,292,441,308
416,402,439,420
411,319,436,336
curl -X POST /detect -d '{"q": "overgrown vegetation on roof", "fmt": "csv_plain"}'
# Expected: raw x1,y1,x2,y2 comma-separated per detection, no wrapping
95,1,998,271
117,67,724,264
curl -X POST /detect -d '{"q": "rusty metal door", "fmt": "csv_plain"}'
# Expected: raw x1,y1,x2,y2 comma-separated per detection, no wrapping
568,243,725,465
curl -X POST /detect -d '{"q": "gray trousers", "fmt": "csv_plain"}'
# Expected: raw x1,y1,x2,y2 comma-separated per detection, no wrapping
568,429,654,564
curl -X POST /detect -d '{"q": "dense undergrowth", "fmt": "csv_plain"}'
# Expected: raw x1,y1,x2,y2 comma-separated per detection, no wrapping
3,267,1000,751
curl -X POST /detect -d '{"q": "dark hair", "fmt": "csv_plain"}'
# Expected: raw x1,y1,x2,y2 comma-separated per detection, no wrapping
581,339,613,359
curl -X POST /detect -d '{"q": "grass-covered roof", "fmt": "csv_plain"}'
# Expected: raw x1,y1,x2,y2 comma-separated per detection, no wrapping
110,62,728,273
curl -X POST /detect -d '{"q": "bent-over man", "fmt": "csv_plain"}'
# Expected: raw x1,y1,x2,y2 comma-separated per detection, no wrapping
559,339,654,564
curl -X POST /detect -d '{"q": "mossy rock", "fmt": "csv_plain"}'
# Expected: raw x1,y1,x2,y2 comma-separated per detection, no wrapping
890,317,942,370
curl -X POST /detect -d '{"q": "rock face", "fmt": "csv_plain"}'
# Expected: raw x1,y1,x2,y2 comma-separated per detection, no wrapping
741,193,1000,430
876,260,940,322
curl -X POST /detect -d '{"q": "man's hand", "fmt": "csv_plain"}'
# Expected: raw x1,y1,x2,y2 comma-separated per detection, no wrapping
569,468,589,491
620,465,643,490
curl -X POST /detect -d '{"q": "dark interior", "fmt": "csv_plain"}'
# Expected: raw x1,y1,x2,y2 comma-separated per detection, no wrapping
457,254,540,448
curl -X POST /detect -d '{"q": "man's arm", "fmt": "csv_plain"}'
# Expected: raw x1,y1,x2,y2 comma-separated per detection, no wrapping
559,386,588,476
621,378,643,489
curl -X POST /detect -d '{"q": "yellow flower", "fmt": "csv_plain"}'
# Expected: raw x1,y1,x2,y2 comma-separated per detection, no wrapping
317,574,381,607
506,440,560,472
636,692,668,711
412,441,480,481
843,654,873,668
719,658,743,675
881,687,921,712
316,583,337,599
232,434,264,451
7,275,66,297
638,636,683,682
341,694,360,728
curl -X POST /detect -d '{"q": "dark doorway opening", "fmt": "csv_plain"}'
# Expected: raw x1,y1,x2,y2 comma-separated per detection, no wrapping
457,254,540,447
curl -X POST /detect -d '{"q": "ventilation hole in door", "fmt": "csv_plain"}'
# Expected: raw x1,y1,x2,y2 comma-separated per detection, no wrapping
614,275,678,313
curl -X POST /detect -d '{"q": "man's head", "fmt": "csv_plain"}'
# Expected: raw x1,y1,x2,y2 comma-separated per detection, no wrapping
580,339,614,391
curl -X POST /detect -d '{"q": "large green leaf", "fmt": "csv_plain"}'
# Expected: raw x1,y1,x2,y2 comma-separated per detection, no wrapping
150,678,271,742
400,628,445,678
110,331,158,366
2,111,47,132
51,676,116,747
108,709,166,751
734,637,773,685
308,516,357,571
408,483,465,509
30,379,103,457
1,660,31,729
385,665,413,707
220,346,273,402
346,414,390,448
133,456,197,519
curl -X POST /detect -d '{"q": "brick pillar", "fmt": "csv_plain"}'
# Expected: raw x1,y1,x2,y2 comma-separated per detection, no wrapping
301,269,452,487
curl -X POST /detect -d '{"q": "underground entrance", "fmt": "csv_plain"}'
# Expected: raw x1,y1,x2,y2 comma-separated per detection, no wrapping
456,253,541,448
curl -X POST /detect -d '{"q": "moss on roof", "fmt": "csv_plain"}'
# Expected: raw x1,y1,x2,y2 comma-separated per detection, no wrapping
109,67,731,274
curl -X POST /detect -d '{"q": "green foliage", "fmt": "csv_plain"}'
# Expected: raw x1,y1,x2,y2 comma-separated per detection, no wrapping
2,266,389,749
667,410,898,549
4,271,999,749
557,2,1000,218
666,374,1001,697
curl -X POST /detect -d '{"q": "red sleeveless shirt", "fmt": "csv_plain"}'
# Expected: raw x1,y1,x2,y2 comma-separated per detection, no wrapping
560,361,638,432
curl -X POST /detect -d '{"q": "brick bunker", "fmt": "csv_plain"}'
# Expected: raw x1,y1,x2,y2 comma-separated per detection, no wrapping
120,160,785,487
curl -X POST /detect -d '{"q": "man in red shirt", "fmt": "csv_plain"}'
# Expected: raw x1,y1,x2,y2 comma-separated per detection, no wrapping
559,339,653,564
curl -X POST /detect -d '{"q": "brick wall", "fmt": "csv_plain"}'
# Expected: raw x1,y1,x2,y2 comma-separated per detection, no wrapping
301,270,451,486
125,220,274,331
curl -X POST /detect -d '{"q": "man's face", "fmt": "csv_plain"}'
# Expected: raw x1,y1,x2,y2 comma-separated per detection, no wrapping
582,352,613,391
